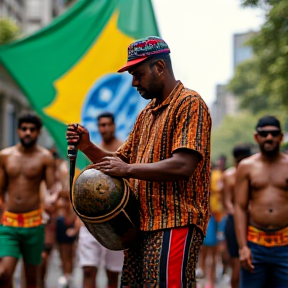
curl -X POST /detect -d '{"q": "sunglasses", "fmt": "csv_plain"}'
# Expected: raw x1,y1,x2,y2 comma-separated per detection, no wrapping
257,130,281,137
20,127,37,132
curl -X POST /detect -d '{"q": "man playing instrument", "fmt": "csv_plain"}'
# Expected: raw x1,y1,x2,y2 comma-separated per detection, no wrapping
234,115,288,288
0,113,56,288
67,36,211,288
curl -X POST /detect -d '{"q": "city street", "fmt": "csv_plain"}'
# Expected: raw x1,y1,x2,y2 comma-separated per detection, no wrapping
12,246,231,288
41,248,230,288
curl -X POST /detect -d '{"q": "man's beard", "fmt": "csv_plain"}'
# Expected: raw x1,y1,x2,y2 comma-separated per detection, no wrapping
259,142,280,157
20,137,37,148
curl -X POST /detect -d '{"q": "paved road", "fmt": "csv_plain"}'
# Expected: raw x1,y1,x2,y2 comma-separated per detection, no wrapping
14,248,230,288
46,248,108,288
45,248,230,288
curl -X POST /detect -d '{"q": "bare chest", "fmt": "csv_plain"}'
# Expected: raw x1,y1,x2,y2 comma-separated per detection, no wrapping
5,155,44,180
249,163,288,191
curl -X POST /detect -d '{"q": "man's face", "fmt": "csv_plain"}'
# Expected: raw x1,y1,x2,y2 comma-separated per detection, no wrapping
129,59,163,100
17,122,39,148
254,125,283,156
98,117,115,142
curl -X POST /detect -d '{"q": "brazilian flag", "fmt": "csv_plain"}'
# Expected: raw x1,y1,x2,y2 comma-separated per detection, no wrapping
0,0,159,169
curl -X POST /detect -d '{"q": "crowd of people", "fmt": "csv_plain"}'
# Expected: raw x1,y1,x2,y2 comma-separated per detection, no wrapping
0,36,287,288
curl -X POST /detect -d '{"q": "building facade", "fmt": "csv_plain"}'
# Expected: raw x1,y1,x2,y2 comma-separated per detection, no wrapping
211,31,255,128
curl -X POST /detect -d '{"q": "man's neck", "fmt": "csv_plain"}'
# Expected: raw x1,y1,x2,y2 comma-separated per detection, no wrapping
100,137,122,152
17,143,37,153
156,79,178,105
102,136,116,145
260,151,281,162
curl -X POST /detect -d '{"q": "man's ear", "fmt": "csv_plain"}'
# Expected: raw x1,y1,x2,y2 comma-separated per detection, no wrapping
155,59,165,74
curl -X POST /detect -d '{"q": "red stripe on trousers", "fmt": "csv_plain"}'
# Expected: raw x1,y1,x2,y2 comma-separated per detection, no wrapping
167,226,189,288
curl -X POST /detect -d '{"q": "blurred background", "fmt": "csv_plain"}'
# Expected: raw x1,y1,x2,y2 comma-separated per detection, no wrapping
1,1,288,288
1,0,287,167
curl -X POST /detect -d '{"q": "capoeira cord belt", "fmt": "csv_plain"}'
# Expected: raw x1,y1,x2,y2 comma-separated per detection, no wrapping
247,225,288,247
1,209,42,228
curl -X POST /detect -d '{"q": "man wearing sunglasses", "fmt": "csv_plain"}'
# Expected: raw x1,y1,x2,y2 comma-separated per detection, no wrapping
0,113,56,288
234,115,288,288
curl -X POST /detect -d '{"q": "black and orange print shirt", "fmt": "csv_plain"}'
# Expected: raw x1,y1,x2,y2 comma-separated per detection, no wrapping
117,81,211,233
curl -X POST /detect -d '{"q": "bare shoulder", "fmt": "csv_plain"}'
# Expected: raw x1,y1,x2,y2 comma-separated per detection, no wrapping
236,154,260,176
36,146,54,162
223,166,236,178
0,146,18,164
0,146,17,156
279,153,288,164
281,153,288,161
239,153,260,167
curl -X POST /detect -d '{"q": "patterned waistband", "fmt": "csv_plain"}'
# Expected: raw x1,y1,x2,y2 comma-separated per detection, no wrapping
1,209,42,228
247,225,288,247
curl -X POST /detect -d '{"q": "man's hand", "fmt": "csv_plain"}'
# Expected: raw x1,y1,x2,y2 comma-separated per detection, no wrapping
94,156,130,178
239,245,254,273
66,124,91,151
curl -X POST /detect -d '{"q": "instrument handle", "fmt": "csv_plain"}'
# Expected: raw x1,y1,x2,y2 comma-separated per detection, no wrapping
67,124,79,207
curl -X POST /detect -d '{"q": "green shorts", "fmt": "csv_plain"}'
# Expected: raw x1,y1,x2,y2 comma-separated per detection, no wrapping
0,224,44,265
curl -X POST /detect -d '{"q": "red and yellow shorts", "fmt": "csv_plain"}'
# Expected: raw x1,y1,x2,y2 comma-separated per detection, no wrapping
1,209,42,228
247,225,288,247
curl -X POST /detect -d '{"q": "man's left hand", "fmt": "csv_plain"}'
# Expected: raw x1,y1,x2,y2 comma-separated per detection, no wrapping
94,156,130,178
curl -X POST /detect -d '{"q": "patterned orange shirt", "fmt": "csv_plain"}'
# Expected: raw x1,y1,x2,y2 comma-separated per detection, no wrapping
117,81,211,233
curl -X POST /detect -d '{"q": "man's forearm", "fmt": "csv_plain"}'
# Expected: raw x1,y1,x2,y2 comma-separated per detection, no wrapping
234,204,248,248
127,157,197,182
82,142,116,163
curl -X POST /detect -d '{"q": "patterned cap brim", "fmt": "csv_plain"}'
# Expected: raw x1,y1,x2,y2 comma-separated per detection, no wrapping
117,56,148,73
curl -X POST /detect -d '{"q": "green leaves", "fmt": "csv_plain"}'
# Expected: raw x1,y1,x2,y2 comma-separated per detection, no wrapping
0,18,20,45
229,0,288,112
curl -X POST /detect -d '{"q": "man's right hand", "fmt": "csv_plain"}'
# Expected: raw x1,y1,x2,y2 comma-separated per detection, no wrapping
66,124,91,152
239,245,254,273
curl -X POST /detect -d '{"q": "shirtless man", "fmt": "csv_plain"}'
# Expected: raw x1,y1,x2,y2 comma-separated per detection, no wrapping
223,145,251,288
78,112,124,288
0,113,55,288
234,115,288,288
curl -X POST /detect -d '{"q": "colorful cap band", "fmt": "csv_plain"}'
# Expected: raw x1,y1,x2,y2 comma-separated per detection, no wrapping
118,36,170,73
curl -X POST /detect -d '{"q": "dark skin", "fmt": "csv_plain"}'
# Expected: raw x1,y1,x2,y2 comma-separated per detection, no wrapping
223,166,236,215
98,117,123,152
223,157,248,288
234,126,288,273
0,122,56,288
66,57,201,185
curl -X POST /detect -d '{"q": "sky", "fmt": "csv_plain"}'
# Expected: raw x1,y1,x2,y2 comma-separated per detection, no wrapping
152,0,265,107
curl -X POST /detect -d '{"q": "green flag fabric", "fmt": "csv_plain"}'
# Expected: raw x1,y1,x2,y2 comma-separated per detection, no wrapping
0,0,159,169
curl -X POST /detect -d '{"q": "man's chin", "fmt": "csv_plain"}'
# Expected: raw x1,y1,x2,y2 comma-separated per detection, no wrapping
20,140,36,148
139,93,152,100
262,148,279,156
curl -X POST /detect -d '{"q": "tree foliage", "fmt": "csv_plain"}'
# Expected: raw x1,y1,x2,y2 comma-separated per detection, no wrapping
212,113,257,166
229,0,288,112
0,18,20,45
